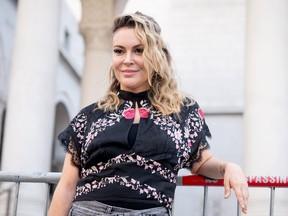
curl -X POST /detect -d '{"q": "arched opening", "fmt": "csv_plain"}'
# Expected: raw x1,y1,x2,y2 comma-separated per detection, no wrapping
49,102,70,197
51,102,70,172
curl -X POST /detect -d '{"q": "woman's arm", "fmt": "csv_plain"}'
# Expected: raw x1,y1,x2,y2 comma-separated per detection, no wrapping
48,153,79,216
191,149,249,214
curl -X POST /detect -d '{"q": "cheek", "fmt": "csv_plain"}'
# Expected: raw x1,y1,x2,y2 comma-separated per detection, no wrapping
137,58,145,69
112,57,121,70
112,66,121,82
143,72,149,81
113,68,120,81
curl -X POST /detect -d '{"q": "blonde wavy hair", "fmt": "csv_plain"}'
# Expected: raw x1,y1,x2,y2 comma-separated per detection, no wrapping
98,12,184,116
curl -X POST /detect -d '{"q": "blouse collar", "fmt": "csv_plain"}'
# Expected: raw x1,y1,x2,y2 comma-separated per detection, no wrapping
118,90,149,102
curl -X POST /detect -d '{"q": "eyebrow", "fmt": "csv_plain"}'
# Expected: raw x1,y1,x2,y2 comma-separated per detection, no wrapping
113,44,143,49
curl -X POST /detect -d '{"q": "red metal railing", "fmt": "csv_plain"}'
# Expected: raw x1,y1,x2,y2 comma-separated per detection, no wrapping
177,175,288,216
0,172,288,216
178,175,288,187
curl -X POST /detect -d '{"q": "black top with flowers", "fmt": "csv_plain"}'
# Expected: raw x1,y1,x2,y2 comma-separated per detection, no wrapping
58,90,211,210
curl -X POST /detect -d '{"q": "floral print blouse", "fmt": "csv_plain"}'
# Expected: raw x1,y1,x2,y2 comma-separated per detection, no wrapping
58,90,211,210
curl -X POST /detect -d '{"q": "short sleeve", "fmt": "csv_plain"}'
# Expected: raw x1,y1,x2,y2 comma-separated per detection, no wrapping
182,100,211,169
58,109,88,170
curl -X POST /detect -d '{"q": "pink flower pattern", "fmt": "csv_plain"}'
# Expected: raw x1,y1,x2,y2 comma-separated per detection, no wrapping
81,153,176,182
139,108,149,118
198,108,205,119
150,104,206,170
122,107,150,119
75,176,173,209
67,98,208,210
122,108,136,119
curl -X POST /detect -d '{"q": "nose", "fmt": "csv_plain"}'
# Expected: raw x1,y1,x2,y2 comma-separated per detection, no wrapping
123,52,133,65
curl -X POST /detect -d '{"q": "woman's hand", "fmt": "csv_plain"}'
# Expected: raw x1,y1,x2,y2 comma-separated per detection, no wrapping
223,162,249,214
192,150,249,214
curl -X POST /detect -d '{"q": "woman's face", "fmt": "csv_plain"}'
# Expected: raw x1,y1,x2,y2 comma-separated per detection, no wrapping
112,27,150,93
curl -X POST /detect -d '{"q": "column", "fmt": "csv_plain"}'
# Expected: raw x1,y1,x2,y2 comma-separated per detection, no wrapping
1,0,60,215
245,0,288,215
79,0,127,107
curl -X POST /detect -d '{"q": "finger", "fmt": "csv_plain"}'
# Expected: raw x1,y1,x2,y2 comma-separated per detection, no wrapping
224,181,231,199
224,187,231,199
242,188,249,214
241,198,248,214
234,187,247,213
241,204,248,214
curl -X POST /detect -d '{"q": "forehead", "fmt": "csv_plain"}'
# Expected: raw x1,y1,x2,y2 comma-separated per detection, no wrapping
112,27,142,46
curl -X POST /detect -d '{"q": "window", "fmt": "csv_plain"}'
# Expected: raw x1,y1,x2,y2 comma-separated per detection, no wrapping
63,29,71,51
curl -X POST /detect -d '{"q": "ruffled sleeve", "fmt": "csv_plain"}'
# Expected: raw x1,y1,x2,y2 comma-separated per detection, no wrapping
182,99,211,169
58,108,89,171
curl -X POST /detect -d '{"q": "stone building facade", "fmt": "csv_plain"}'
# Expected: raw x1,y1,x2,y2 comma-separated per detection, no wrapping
0,0,287,215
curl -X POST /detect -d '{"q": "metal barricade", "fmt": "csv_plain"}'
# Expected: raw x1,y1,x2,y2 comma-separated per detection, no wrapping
177,175,288,216
0,171,288,216
0,171,61,216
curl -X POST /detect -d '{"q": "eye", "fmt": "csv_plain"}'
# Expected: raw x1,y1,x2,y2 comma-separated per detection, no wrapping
113,48,124,55
134,47,143,54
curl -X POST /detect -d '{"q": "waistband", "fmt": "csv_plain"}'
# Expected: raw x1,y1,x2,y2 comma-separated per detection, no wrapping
71,200,170,216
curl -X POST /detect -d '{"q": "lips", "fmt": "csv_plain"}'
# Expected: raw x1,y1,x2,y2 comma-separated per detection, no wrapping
121,69,138,73
121,69,138,76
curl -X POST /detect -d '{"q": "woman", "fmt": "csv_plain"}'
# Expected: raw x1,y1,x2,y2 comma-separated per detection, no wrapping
48,12,248,216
